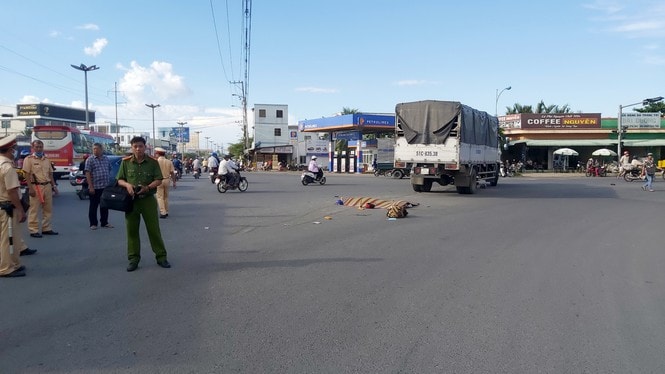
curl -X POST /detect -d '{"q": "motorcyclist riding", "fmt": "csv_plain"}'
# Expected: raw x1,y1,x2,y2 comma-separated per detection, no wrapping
308,155,323,180
219,154,238,186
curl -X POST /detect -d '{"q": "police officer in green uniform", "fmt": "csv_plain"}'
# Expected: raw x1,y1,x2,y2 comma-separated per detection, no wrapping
116,136,170,272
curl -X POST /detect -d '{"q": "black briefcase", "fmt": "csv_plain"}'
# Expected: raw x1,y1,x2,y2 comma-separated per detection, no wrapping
100,185,133,212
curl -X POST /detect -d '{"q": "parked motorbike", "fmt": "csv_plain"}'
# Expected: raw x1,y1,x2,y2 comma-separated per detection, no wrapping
586,165,607,177
68,167,89,200
301,171,326,185
215,172,248,193
624,168,643,182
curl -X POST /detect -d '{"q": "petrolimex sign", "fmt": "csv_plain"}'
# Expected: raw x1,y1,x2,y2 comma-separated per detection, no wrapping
520,113,601,129
621,112,660,128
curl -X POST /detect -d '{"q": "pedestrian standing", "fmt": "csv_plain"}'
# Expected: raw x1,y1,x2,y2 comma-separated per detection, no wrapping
116,136,170,272
154,147,175,219
85,143,113,230
641,153,656,192
0,135,28,277
22,140,58,238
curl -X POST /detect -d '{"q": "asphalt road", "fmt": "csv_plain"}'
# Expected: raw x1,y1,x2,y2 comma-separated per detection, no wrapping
2,171,665,373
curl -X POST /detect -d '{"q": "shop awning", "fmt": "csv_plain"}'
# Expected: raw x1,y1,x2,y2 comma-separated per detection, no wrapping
623,139,665,146
509,139,615,146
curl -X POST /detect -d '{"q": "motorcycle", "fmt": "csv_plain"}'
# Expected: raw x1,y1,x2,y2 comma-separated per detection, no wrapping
301,171,326,185
193,168,201,179
209,167,218,183
586,165,607,177
624,167,643,182
68,167,89,200
215,172,248,193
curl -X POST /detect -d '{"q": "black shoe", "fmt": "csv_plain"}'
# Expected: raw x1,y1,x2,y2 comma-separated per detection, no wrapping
157,260,171,268
17,265,25,272
1,269,26,277
30,233,42,238
42,230,58,235
126,263,139,272
159,214,167,219
20,248,37,256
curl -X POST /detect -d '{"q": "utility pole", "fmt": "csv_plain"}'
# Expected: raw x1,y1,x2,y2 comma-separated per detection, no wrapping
205,136,210,152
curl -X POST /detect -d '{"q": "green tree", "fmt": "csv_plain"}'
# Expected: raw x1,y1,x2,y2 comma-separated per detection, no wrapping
634,102,665,116
505,101,572,115
505,103,533,114
341,107,359,114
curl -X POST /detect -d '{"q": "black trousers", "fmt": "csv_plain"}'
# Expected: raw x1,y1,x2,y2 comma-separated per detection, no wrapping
89,188,109,226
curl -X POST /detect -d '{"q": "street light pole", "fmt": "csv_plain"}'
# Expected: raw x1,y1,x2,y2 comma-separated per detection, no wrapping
495,86,512,117
205,136,210,152
617,96,664,158
70,63,100,129
145,104,160,154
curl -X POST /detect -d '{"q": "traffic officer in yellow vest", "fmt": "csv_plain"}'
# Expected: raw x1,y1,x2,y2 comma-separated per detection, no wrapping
22,140,58,238
0,135,28,277
154,147,176,219
116,136,170,272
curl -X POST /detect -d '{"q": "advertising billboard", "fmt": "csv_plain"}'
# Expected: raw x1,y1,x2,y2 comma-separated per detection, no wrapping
168,127,190,142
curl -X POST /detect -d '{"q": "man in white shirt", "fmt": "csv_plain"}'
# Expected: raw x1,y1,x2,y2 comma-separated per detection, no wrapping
207,153,219,173
219,154,238,186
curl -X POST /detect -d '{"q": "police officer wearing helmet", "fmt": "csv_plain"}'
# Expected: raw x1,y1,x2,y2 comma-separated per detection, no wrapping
0,135,28,277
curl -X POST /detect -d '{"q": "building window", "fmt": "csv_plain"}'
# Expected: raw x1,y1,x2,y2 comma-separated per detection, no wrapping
276,110,283,118
259,109,266,118
274,128,281,137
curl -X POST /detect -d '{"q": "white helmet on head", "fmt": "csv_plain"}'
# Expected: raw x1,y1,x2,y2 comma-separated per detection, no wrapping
311,156,317,160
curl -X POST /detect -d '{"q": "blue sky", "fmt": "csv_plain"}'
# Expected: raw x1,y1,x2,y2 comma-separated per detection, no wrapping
1,0,664,150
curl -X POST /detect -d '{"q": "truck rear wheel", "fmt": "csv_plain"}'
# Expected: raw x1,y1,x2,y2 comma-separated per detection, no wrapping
456,169,477,194
421,179,432,192
412,184,422,192
392,169,404,179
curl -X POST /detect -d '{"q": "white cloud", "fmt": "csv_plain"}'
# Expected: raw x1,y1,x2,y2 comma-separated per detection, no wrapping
77,23,100,31
118,60,190,108
295,87,338,94
586,1,665,37
19,95,45,104
396,80,427,86
49,30,61,38
84,38,108,57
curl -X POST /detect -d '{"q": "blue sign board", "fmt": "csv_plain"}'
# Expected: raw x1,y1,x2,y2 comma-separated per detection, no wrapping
299,113,394,132
168,127,190,142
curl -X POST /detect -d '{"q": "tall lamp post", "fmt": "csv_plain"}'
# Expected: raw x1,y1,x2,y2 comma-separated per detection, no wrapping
177,121,187,156
145,104,160,154
70,63,100,129
617,96,664,157
495,86,512,117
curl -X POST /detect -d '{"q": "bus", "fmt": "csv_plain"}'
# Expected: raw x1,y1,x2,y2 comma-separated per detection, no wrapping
31,125,115,178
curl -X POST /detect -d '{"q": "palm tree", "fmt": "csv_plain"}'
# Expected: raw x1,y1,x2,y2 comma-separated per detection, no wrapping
505,103,533,114
341,107,359,114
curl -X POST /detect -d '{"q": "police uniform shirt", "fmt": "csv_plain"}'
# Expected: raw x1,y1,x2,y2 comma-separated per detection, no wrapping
22,155,52,184
116,155,162,196
157,156,174,180
0,155,19,201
